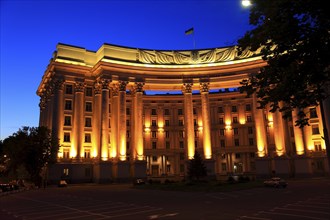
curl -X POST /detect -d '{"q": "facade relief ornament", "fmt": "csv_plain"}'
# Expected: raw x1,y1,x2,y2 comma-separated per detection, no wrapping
182,83,193,94
135,82,145,93
100,79,111,90
136,46,262,65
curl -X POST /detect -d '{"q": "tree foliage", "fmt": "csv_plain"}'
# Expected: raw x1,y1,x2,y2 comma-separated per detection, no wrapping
1,126,59,185
237,0,330,127
187,150,207,181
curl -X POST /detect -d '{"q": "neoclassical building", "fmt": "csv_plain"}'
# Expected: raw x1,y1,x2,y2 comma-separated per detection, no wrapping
37,43,329,183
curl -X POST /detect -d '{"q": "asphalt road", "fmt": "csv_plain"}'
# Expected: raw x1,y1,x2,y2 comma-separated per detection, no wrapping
1,178,329,220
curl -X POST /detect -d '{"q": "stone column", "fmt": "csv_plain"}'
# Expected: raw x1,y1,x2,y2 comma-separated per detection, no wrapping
182,82,195,159
110,84,119,159
292,108,305,155
52,79,64,143
253,93,267,157
93,81,102,159
132,82,145,160
200,82,212,159
101,79,110,160
272,108,286,156
118,80,128,161
38,93,46,127
73,81,85,159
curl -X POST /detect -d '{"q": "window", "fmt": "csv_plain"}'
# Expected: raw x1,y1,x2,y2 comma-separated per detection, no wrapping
221,163,227,172
63,168,69,176
64,100,72,110
152,131,157,138
234,139,240,146
245,104,251,111
85,87,93,96
220,139,225,148
310,108,318,118
64,116,71,126
152,156,157,162
232,106,237,112
179,120,184,126
219,129,225,136
246,115,252,122
152,142,157,149
219,117,224,124
312,125,320,135
194,119,197,126
221,154,226,159
126,131,130,138
126,108,130,115
166,141,170,149
233,128,238,135
151,109,157,115
314,141,322,151
179,141,184,149
248,127,253,134
65,85,73,94
178,109,183,115
179,131,184,138
165,131,170,138
84,134,91,143
64,133,70,142
85,102,92,112
250,152,255,158
85,117,92,127
165,120,170,126
233,117,238,124
235,153,241,159
218,106,224,113
180,153,185,160
84,149,90,158
194,130,198,137
249,138,254,146
126,120,130,126
193,108,197,115
63,149,70,159
164,109,170,115
152,120,157,126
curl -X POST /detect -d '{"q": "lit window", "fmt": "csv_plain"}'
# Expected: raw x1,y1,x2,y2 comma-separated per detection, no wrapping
65,85,73,94
179,120,184,126
152,120,157,126
246,115,252,122
84,149,91,158
165,131,170,138
64,133,70,142
232,106,237,112
219,117,224,124
220,129,225,136
310,108,318,118
152,131,157,138
233,117,238,124
151,109,157,115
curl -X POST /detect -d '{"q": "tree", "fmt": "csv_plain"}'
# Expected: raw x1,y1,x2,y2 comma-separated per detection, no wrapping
2,126,59,185
237,0,330,168
187,150,207,181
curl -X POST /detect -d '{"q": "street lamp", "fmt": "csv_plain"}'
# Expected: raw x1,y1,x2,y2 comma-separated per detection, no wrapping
241,0,252,7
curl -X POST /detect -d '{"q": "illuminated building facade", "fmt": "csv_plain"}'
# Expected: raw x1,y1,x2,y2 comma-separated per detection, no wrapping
37,43,329,183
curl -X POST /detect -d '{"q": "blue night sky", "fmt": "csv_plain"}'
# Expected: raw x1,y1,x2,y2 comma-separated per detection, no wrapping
0,0,252,140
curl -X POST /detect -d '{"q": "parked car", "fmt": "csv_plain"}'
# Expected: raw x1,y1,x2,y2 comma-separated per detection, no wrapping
58,180,68,187
264,177,288,188
133,178,145,185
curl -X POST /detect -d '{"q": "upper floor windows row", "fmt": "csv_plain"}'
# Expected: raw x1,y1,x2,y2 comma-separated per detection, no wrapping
65,85,93,96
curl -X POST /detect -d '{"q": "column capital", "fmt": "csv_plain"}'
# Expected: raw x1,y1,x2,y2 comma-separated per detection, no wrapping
53,79,64,91
94,80,102,95
200,82,209,93
135,82,145,92
100,78,111,90
75,81,86,93
182,83,193,94
118,80,128,91
111,83,119,96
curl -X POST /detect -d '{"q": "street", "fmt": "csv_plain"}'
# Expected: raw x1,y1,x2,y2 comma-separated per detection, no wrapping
1,178,329,220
